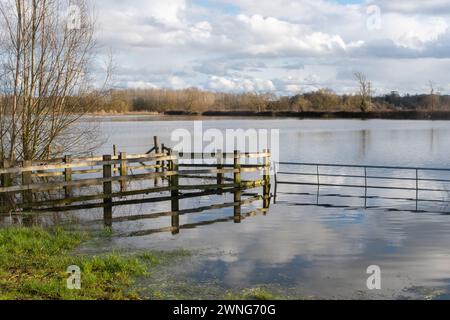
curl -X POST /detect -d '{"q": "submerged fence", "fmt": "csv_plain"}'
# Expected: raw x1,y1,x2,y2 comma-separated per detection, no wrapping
0,142,271,234
275,162,450,212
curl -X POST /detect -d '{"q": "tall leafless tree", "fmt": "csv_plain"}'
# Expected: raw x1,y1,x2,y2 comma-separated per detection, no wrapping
0,0,104,162
354,71,372,113
428,81,441,111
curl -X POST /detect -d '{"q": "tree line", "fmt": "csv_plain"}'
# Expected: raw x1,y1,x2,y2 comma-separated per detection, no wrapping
89,87,450,114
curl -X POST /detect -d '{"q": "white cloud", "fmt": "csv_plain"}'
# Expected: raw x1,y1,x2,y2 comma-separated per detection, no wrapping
90,0,450,94
223,0,354,23
148,0,187,27
208,76,275,92
169,76,188,89
381,14,448,50
376,0,450,14
100,0,186,28
97,0,213,48
285,84,303,93
233,14,363,56
190,21,212,40
125,81,159,89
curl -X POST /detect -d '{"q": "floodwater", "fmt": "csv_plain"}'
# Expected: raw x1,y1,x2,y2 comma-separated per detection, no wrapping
90,117,450,299
10,117,450,299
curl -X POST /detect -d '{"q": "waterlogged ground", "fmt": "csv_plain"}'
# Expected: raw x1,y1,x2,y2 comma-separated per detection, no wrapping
81,203,450,300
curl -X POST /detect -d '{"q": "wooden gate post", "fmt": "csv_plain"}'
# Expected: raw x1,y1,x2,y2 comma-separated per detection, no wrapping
154,136,160,186
161,144,166,174
22,161,33,211
263,149,271,209
170,150,180,234
233,151,241,223
172,213,180,235
1,160,11,212
103,155,113,227
113,145,117,174
119,152,127,192
64,155,72,198
216,149,223,194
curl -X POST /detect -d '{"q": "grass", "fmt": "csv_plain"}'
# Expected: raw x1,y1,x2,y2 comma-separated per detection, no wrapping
0,227,184,300
0,226,285,300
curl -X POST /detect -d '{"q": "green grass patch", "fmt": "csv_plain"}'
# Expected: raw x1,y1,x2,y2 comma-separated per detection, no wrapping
0,227,185,300
0,227,293,300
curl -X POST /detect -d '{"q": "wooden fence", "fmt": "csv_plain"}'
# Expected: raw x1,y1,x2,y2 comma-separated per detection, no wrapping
0,143,271,233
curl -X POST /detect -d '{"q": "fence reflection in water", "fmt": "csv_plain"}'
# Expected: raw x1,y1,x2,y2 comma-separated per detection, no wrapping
0,147,272,235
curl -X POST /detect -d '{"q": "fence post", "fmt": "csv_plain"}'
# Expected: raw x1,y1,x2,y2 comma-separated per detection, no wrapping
364,167,368,209
273,162,278,204
64,155,72,198
103,155,113,227
113,144,117,174
416,169,419,212
1,160,11,212
22,160,33,210
316,165,320,205
154,136,160,186
216,149,223,194
119,152,127,192
161,143,166,174
263,149,271,209
170,150,180,234
234,150,241,223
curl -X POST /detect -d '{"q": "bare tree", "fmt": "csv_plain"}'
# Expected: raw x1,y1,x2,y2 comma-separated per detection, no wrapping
354,71,372,113
0,0,103,162
428,81,440,111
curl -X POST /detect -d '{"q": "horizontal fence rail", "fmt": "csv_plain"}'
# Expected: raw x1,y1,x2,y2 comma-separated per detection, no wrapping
1,139,272,234
277,161,450,172
275,162,450,212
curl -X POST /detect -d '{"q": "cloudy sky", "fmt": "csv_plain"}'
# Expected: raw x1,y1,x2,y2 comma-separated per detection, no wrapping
94,0,450,95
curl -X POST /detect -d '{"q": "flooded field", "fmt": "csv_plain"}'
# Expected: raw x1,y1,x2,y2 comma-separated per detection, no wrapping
5,117,450,299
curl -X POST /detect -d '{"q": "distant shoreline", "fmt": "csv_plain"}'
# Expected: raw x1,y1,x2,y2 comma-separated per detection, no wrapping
90,110,450,120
